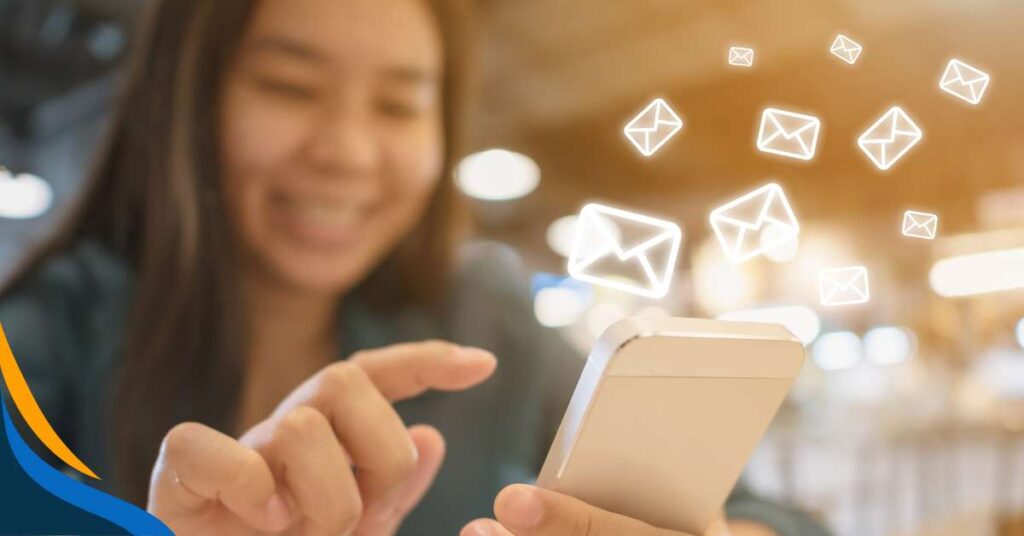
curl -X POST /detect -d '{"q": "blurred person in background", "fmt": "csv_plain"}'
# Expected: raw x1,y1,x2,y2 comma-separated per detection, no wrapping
0,0,830,535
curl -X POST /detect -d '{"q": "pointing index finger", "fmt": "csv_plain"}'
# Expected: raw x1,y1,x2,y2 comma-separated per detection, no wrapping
348,341,497,402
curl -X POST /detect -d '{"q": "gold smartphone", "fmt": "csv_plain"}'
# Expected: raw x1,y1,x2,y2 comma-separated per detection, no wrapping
538,317,805,535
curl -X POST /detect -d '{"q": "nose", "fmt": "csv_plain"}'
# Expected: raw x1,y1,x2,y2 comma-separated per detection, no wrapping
305,97,380,180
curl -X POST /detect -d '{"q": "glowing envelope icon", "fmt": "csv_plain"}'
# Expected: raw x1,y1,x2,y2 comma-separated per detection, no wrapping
728,47,755,67
902,210,938,240
830,34,863,65
756,108,822,161
857,106,923,171
819,266,870,306
623,98,684,157
567,203,682,299
709,183,800,263
939,59,990,105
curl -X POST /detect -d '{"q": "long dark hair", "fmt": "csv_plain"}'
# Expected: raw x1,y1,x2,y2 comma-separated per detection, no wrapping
1,0,474,504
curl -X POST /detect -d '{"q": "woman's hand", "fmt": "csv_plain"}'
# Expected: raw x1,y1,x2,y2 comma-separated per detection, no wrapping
147,341,498,536
460,484,778,536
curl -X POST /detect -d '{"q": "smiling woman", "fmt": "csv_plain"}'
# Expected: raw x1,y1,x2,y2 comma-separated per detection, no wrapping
220,0,450,294
0,1,828,535
1,0,471,514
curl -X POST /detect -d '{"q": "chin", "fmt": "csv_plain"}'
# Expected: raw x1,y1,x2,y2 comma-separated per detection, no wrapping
264,248,377,295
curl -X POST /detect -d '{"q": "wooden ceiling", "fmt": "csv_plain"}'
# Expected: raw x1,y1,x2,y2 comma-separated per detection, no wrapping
469,0,1024,265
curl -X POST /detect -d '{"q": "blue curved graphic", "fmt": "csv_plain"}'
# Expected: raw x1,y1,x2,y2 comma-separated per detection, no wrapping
2,401,172,535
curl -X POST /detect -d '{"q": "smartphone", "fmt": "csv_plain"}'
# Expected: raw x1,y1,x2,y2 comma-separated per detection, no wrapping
538,316,805,535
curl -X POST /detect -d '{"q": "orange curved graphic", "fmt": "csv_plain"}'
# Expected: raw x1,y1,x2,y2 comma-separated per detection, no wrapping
0,323,99,480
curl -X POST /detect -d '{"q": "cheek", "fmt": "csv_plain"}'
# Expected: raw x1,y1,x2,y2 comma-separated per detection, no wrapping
222,87,306,180
219,82,309,239
379,130,444,227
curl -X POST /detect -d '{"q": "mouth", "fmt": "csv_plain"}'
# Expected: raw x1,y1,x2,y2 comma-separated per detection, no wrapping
271,191,369,248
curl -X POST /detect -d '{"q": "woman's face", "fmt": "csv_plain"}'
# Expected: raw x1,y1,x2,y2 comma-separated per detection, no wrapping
220,0,444,294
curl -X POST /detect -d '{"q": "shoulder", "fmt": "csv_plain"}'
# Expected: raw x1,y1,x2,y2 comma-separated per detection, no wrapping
443,241,582,365
0,239,133,371
1,239,132,318
441,241,541,338
450,241,532,304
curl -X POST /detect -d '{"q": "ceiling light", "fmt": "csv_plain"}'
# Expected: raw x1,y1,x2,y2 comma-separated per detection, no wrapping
455,149,540,201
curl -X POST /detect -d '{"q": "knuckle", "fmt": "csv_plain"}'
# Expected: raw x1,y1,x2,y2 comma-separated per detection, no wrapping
327,493,363,532
160,421,203,462
320,361,369,392
227,449,266,489
348,349,371,363
277,406,327,439
574,512,599,536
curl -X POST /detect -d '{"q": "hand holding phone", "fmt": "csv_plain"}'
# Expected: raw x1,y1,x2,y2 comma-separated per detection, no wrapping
538,317,805,535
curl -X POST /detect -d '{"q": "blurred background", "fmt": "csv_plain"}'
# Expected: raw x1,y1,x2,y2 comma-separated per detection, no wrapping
1,0,1023,535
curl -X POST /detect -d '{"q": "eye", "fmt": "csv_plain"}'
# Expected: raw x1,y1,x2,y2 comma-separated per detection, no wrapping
253,76,319,101
376,98,422,119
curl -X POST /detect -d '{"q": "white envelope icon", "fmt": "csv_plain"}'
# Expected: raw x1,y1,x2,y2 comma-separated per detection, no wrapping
756,108,822,161
830,34,862,64
728,47,754,67
857,106,923,171
709,183,800,263
902,210,938,240
819,266,870,306
939,59,990,105
568,204,682,298
623,98,683,157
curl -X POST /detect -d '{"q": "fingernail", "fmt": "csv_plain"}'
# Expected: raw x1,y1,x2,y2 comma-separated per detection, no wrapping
466,520,494,536
264,493,291,528
410,440,421,464
500,486,543,529
368,488,406,522
370,501,401,522
706,519,732,536
457,346,495,362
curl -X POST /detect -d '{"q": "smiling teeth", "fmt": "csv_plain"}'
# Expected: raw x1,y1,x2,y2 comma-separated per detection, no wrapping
284,198,362,227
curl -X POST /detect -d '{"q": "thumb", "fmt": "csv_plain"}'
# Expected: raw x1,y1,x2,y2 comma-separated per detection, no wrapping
355,424,446,536
493,484,685,536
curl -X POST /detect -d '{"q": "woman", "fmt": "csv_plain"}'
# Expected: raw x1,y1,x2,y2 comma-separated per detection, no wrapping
0,0,830,535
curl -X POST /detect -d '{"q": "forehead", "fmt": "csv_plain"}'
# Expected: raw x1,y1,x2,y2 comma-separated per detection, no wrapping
243,0,442,72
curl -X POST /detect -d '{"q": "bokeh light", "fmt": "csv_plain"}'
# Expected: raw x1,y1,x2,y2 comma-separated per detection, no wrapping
455,149,540,201
635,305,672,319
545,215,579,258
692,237,756,314
777,228,859,304
812,331,863,371
930,248,1024,297
761,227,800,263
585,301,629,338
533,286,587,328
1016,318,1024,350
0,170,54,220
864,326,916,365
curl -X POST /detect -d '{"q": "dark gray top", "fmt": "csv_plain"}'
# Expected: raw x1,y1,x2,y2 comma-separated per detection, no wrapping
0,240,829,536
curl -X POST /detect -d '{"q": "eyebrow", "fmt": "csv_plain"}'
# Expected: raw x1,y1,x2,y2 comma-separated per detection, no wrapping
246,34,441,84
248,35,329,64
380,66,439,85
